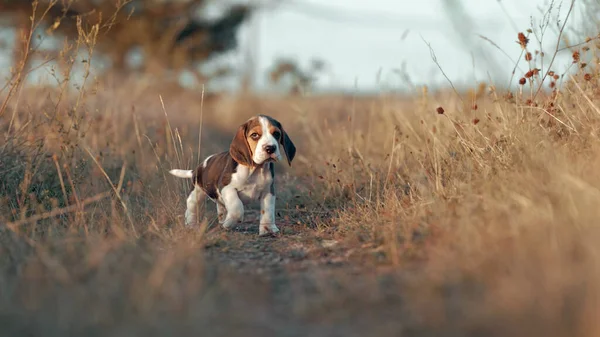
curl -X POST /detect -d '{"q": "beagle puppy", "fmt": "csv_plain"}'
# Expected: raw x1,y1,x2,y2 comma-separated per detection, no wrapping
169,115,296,236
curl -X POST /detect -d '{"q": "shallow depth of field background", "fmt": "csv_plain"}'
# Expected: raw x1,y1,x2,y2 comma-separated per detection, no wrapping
1,1,600,336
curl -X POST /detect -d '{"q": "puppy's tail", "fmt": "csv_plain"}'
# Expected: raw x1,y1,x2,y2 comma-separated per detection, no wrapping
169,169,194,179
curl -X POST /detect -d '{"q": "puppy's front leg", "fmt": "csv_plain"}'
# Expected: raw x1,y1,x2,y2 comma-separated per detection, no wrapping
220,186,244,230
259,192,279,236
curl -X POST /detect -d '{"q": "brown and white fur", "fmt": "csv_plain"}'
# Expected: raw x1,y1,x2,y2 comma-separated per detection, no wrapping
169,115,296,236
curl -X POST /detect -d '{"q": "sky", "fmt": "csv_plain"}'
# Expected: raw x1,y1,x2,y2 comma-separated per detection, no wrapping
236,0,581,92
0,0,590,93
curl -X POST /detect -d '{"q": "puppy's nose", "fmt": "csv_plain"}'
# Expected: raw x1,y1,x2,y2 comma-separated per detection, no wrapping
264,145,276,154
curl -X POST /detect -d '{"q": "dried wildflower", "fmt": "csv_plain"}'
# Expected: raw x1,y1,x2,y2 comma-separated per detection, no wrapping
525,52,532,61
553,74,560,80
584,73,592,81
532,68,540,75
436,106,445,114
524,99,538,107
525,70,533,78
519,77,526,85
517,32,529,48
572,50,580,63
472,118,480,125
548,71,555,77
549,81,556,88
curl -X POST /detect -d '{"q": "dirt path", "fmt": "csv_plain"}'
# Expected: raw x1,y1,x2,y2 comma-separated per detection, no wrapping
197,210,445,337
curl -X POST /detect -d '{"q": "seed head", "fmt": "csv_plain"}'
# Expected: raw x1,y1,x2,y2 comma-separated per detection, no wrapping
584,73,592,81
517,32,529,48
525,99,538,107
553,74,560,80
472,118,480,125
525,70,533,78
525,52,532,61
472,104,478,110
572,50,580,63
436,106,445,114
549,81,556,88
519,77,527,85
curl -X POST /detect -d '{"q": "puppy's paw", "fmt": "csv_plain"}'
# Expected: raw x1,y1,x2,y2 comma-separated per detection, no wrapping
222,217,243,230
259,223,280,237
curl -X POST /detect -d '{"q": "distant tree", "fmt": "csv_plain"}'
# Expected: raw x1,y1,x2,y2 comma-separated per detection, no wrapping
268,57,326,95
0,0,254,85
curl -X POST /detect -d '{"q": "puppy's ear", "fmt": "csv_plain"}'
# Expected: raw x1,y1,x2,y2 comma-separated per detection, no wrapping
279,125,296,166
230,123,254,166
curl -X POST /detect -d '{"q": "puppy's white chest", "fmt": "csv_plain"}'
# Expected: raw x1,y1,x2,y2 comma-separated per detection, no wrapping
234,168,272,203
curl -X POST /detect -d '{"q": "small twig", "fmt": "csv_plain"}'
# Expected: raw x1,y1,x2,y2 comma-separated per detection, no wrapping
532,106,577,132
383,127,397,191
478,33,525,89
51,154,74,224
533,0,576,100
4,192,111,230
84,148,137,237
197,85,206,212
159,95,183,168
197,84,205,166
557,35,600,52
274,208,331,215
569,74,600,117
478,34,522,72
421,35,464,104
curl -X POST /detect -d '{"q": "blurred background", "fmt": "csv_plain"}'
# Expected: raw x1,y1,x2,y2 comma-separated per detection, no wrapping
0,0,595,95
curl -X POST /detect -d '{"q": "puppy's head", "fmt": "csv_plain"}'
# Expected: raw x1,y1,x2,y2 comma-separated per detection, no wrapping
229,115,296,167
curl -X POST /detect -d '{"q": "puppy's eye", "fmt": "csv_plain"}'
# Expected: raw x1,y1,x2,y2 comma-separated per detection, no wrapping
250,133,260,140
272,131,281,139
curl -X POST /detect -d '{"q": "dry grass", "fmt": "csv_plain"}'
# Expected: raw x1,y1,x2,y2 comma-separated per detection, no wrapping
2,2,600,336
